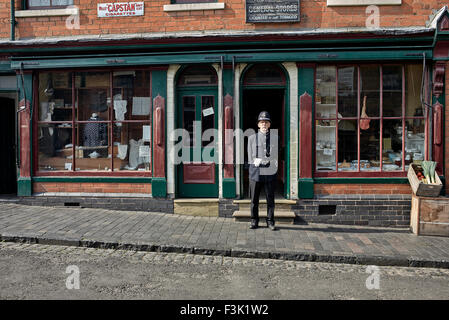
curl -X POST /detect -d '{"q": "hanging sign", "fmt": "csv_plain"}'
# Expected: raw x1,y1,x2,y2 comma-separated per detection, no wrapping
97,2,144,18
246,0,300,23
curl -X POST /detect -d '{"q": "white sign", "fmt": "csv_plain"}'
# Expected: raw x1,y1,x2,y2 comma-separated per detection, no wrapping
202,107,214,117
98,2,144,18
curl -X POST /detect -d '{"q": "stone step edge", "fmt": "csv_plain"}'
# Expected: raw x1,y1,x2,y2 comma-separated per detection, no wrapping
1,232,448,270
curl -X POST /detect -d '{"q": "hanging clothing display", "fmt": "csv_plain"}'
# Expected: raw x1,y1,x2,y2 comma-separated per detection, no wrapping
83,116,107,147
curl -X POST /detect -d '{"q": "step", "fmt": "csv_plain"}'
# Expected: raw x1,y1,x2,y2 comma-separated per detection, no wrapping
232,210,296,224
174,199,219,217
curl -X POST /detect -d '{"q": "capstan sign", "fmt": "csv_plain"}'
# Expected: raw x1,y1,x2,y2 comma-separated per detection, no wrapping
97,2,144,17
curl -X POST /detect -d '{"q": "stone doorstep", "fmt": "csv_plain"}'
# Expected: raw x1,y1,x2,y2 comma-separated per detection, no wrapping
232,210,296,224
174,199,219,217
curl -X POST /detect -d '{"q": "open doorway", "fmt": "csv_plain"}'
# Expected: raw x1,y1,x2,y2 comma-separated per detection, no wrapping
242,88,285,198
0,97,17,195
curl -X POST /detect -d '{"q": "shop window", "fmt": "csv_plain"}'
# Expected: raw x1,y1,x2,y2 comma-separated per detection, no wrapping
27,0,73,9
315,64,426,176
36,70,152,175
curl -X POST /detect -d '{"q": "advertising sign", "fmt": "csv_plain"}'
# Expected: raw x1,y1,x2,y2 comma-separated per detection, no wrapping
98,2,144,18
246,0,300,23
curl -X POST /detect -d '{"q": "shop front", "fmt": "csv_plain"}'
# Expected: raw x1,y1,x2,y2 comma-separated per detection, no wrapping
3,10,449,226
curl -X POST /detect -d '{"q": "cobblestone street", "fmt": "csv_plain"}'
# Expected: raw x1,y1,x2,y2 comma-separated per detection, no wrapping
1,242,449,300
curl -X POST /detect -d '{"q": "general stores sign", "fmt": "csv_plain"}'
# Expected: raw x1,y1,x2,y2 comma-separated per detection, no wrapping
246,0,300,23
97,2,144,17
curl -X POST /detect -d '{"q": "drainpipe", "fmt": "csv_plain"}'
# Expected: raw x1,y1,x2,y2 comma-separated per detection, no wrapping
10,0,16,41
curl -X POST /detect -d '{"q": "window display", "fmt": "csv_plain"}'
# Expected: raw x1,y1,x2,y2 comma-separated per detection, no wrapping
315,64,426,175
37,70,152,174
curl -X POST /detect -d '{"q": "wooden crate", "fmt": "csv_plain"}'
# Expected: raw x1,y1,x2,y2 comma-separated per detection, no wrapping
407,164,443,197
410,194,449,237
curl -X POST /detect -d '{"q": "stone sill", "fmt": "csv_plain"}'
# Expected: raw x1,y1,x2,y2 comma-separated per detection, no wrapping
15,7,79,18
163,3,225,12
327,0,401,6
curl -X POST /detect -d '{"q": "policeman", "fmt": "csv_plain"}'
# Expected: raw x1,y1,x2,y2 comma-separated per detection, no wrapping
247,111,278,230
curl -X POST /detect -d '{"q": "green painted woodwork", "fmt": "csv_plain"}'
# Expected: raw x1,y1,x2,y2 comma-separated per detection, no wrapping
176,87,219,198
223,178,236,198
298,178,314,199
17,177,32,196
152,177,167,198
10,49,433,71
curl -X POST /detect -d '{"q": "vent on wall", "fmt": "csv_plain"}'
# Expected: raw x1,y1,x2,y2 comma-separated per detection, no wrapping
64,202,80,207
319,205,336,215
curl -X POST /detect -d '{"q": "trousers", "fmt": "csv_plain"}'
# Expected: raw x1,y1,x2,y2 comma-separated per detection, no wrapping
249,178,275,224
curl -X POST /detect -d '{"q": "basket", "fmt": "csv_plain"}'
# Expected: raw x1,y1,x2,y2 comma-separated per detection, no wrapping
408,163,443,197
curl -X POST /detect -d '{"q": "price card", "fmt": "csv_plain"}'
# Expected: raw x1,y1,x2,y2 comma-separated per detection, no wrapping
323,148,333,156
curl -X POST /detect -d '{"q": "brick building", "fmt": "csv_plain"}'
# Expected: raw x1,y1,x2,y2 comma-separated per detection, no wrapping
0,1,448,227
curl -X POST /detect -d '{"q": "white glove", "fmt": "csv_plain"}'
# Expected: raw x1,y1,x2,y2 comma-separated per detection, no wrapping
254,158,262,167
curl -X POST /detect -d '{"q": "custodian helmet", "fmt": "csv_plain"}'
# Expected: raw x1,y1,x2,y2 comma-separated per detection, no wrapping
257,111,271,123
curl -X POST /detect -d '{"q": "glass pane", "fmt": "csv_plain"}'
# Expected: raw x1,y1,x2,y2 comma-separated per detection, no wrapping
382,66,402,117
338,120,357,171
316,66,336,117
201,96,215,148
338,66,357,117
360,120,380,171
183,96,195,147
405,118,425,168
178,65,217,86
405,64,424,118
113,123,151,171
0,76,16,89
113,70,151,121
244,64,285,85
29,0,51,7
76,72,110,121
382,119,403,171
38,72,73,122
316,120,336,171
76,122,110,171
360,66,380,118
38,123,73,171
52,0,73,5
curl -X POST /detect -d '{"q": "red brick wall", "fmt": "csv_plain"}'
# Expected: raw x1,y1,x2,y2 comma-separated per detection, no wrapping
314,184,412,195
34,182,151,194
1,1,447,40
446,62,449,195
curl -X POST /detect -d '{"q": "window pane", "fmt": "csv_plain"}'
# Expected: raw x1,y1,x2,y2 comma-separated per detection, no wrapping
244,64,285,85
405,64,424,118
38,72,73,121
29,0,50,7
113,70,151,121
201,96,215,148
382,66,402,117
76,72,110,121
38,123,73,171
405,118,425,167
338,120,357,171
183,96,195,147
382,119,402,171
360,66,380,117
113,123,151,171
52,0,73,5
316,66,336,116
360,120,380,171
178,65,217,86
316,120,336,171
76,123,110,171
338,67,357,117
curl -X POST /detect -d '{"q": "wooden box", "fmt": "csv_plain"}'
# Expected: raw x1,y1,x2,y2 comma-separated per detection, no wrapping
407,164,443,197
410,194,449,237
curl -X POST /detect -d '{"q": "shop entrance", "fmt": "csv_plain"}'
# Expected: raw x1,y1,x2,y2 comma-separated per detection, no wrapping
0,97,17,194
242,88,286,198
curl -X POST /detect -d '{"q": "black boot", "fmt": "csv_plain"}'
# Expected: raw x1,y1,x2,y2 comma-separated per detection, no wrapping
267,221,277,231
249,219,258,229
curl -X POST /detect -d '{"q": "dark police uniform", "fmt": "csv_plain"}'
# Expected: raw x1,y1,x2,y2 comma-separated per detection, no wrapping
247,112,278,230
